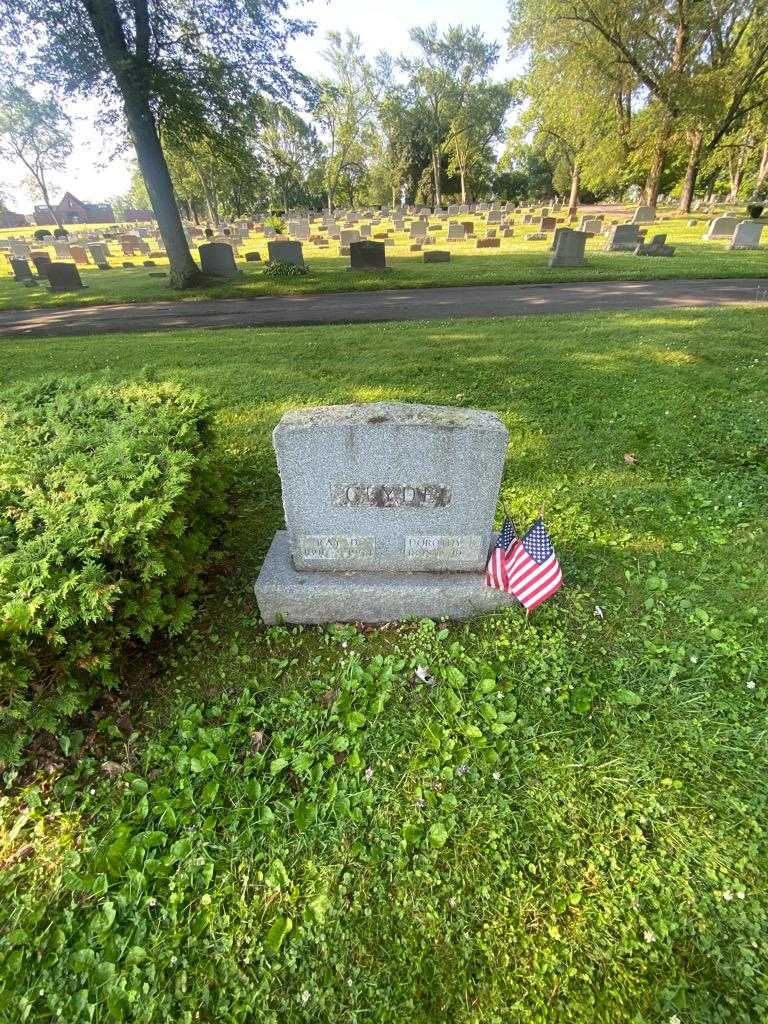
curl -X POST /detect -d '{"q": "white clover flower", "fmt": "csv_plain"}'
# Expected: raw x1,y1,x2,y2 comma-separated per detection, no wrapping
737,890,745,900
364,767,374,782
723,890,733,902
492,771,501,781
301,991,310,1005
594,605,604,619
747,680,756,689
669,1016,682,1024
643,929,656,944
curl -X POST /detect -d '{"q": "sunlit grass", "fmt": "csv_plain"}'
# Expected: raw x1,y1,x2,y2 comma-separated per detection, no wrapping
0,307,767,1022
1,212,766,311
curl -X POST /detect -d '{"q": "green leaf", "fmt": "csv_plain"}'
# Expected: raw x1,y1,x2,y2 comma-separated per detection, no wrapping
345,711,366,732
265,915,293,954
294,800,317,831
615,688,642,706
427,822,449,848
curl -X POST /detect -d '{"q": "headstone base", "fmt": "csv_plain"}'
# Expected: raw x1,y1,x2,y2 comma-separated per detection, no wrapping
255,531,516,624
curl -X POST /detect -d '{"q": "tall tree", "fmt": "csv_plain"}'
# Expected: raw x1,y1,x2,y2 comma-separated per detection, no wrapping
0,86,71,229
518,51,618,212
401,24,499,206
509,0,768,210
447,82,515,203
315,32,382,212
257,104,324,211
0,0,313,287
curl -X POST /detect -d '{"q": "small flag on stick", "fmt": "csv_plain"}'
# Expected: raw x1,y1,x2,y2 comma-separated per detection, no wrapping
505,518,563,611
484,516,563,612
485,516,518,592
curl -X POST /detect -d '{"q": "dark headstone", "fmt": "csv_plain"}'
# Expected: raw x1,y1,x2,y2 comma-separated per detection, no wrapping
143,260,156,267
349,240,387,270
30,252,52,276
122,261,135,267
97,263,112,270
148,272,168,278
424,250,450,263
46,262,85,293
10,258,34,282
476,238,501,248
245,251,262,262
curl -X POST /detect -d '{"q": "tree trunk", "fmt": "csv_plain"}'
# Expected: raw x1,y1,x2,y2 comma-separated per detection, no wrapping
432,148,441,207
755,135,768,193
678,130,703,213
38,179,63,231
122,95,200,286
459,165,467,204
567,163,580,217
643,117,672,208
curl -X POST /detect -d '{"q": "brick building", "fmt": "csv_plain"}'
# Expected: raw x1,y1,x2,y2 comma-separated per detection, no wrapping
34,192,115,225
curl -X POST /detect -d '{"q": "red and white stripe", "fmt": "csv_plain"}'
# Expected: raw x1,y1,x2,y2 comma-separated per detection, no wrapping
485,544,510,591
506,543,563,610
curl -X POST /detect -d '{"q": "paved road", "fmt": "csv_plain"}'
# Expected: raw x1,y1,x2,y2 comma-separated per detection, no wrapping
1,277,766,338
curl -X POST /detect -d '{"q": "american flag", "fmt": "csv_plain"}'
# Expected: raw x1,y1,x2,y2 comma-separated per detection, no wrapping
485,516,518,591
505,518,563,611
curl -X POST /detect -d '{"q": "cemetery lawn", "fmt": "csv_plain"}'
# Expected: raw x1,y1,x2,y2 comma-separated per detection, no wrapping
1,215,768,311
2,306,767,1023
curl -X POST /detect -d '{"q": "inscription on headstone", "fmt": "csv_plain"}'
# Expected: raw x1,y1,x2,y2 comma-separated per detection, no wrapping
332,483,451,508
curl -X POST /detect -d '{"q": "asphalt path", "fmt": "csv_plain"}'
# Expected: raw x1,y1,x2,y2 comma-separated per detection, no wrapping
1,277,766,338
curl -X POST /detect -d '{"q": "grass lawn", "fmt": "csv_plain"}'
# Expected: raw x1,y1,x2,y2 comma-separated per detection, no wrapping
1,214,767,311
1,307,767,1022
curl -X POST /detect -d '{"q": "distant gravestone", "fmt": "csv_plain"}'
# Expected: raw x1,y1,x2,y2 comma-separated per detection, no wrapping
728,220,764,250
604,224,643,252
424,250,450,263
349,240,387,270
340,228,361,245
630,206,656,224
634,233,675,257
69,246,89,265
88,244,109,265
288,221,310,241
199,242,239,278
30,252,52,276
548,228,588,268
245,251,262,261
579,217,603,235
46,262,85,292
409,221,427,239
539,216,557,231
476,238,500,248
267,240,305,267
9,257,35,282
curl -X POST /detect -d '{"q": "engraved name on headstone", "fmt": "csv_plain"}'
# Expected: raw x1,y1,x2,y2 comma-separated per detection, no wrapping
331,483,451,509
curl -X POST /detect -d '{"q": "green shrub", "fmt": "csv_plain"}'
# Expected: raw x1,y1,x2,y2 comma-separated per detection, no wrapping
33,228,52,241
265,213,286,234
262,259,308,279
0,379,227,765
52,226,68,239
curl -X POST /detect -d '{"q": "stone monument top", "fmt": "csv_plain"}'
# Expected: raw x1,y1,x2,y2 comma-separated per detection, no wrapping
274,401,508,573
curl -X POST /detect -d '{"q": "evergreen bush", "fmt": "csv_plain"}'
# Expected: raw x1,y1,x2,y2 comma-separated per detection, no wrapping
0,379,227,764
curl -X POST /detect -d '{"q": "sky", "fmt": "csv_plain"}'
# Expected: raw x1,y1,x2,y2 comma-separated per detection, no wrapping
0,0,518,212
